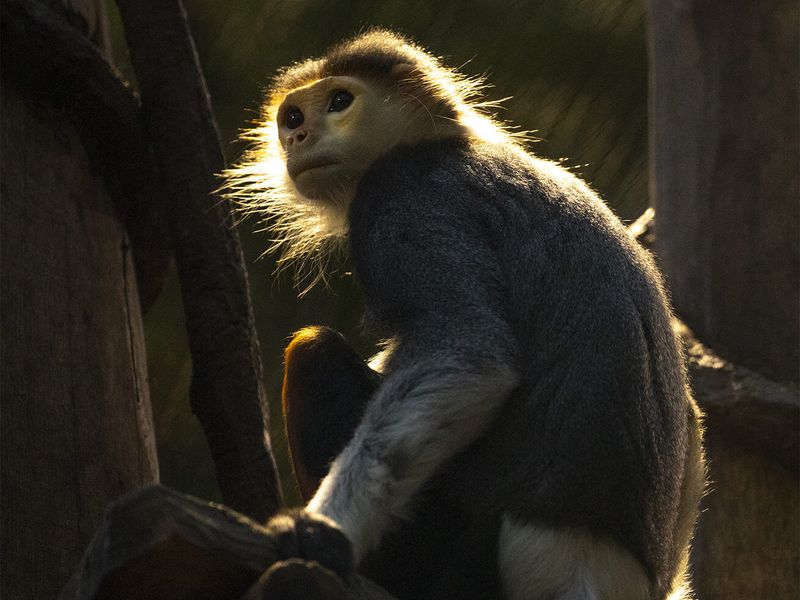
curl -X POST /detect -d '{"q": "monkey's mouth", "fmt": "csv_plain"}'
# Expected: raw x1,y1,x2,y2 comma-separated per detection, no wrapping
288,156,340,180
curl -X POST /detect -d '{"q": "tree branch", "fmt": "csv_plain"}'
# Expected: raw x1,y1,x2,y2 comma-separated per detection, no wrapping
113,0,282,520
677,321,799,473
59,486,397,600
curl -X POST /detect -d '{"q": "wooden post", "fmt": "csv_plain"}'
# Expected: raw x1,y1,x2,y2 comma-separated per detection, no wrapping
647,1,800,597
1,34,159,600
647,0,799,384
0,1,174,595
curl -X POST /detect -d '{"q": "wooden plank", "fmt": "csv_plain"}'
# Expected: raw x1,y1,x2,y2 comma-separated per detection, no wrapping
60,486,275,600
60,485,397,600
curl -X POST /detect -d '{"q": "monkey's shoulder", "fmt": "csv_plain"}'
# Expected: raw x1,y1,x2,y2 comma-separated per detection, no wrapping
349,139,628,322
348,140,527,327
353,138,617,233
350,138,670,338
350,137,635,271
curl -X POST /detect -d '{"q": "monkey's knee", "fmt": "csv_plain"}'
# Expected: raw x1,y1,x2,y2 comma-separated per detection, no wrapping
283,326,379,414
283,326,380,500
284,326,340,401
498,517,651,600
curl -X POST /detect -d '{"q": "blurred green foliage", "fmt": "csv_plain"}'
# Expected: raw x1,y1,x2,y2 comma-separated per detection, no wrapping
110,0,648,509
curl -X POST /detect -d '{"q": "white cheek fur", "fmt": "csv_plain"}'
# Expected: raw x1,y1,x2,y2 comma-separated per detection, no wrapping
219,119,350,293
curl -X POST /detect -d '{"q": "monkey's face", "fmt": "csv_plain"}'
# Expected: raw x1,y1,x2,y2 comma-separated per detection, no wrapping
276,76,422,203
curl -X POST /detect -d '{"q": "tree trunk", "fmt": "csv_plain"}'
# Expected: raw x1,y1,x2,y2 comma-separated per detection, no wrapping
1,79,159,600
0,3,159,597
647,0,799,384
678,322,799,599
647,1,800,597
691,429,798,599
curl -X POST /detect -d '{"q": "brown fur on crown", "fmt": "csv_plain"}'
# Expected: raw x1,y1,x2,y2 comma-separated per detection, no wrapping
265,29,481,124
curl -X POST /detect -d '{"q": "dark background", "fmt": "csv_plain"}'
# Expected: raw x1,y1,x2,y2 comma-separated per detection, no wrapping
107,0,649,505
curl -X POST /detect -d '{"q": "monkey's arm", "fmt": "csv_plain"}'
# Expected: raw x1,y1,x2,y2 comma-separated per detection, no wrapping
307,341,516,560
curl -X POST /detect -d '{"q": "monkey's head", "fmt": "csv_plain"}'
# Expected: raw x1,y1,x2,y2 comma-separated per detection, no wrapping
222,30,516,290
276,75,421,203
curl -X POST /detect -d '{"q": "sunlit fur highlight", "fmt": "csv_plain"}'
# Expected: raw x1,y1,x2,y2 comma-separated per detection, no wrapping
220,29,529,292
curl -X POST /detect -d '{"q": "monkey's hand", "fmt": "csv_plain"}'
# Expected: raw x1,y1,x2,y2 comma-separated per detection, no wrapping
266,508,355,582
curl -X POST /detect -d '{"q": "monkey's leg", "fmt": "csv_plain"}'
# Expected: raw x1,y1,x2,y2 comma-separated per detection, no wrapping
283,326,380,501
498,517,652,600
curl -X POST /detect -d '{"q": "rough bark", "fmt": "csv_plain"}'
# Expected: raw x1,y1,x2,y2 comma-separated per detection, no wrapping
60,486,397,600
646,2,799,591
1,0,171,312
679,323,799,599
1,78,159,599
630,213,800,597
646,0,800,593
113,0,283,521
647,0,800,383
43,0,112,58
692,428,798,600
678,322,799,473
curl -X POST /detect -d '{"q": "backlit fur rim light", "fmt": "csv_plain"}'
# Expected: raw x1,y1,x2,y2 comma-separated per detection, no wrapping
219,29,530,294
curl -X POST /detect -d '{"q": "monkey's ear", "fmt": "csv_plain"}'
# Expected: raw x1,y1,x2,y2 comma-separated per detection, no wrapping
282,327,380,501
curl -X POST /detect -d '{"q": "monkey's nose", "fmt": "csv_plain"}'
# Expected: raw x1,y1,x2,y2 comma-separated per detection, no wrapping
287,130,308,146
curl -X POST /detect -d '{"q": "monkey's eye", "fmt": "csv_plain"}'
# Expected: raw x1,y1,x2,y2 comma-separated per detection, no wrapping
285,107,304,129
328,90,354,113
